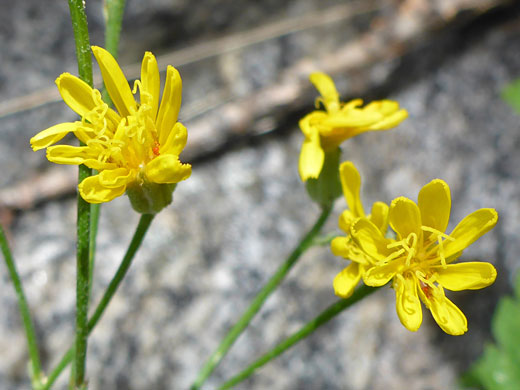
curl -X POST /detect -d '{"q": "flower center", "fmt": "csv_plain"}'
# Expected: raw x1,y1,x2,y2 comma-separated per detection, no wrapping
384,226,455,273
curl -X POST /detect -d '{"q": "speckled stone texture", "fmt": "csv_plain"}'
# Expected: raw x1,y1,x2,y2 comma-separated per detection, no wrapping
1,1,519,389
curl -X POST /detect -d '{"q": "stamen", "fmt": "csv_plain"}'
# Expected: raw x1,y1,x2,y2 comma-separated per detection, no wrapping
421,226,455,267
86,137,125,164
81,89,109,135
132,80,141,95
133,79,154,108
382,248,405,265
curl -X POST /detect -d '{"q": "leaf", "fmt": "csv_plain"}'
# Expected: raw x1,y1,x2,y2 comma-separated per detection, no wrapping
501,79,520,114
461,271,520,390
492,297,520,366
471,344,520,390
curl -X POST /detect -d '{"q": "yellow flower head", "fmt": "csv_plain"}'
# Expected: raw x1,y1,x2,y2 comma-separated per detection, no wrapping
298,72,408,181
349,179,498,335
31,46,191,210
330,161,389,298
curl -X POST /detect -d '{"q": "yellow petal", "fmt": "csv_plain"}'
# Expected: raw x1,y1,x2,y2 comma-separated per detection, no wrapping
46,145,96,165
369,201,389,234
368,108,408,130
160,122,187,156
338,209,355,232
322,110,383,128
156,65,182,145
433,262,497,291
298,127,324,182
341,99,363,111
145,155,191,184
395,275,423,332
362,101,408,130
389,197,422,240
363,260,400,286
56,73,97,117
78,175,127,203
309,72,339,112
83,159,118,171
418,179,451,235
92,46,136,117
444,208,498,258
333,263,363,298
350,218,393,263
339,161,364,218
364,100,400,115
330,236,351,258
30,122,82,151
55,73,121,128
424,288,468,335
140,51,160,121
98,168,134,188
299,112,326,137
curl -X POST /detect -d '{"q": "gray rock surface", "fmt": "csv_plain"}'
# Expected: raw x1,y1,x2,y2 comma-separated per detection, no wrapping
1,1,519,390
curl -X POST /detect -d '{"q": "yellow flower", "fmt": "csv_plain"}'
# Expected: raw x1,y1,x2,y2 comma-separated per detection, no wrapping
298,72,408,181
349,179,498,335
31,46,191,209
330,161,389,298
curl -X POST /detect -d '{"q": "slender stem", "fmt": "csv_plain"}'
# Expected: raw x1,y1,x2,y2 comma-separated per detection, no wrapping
87,203,100,300
104,0,127,58
42,214,155,390
88,213,154,328
67,1,93,387
0,226,42,385
191,205,333,390
219,285,380,390
68,0,93,87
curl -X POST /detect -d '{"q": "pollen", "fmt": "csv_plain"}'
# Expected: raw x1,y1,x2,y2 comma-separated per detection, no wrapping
152,140,160,156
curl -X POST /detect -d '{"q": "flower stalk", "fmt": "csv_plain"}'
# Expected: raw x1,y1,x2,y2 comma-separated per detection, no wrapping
42,213,155,390
0,226,42,387
218,285,380,390
67,0,94,387
191,205,332,390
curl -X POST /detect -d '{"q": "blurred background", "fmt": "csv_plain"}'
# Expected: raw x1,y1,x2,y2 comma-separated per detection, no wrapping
1,0,520,388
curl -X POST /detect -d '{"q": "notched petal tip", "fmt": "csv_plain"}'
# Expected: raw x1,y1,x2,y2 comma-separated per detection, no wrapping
145,154,191,184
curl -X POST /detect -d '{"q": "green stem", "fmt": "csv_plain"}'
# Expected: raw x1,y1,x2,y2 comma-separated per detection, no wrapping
0,226,42,386
219,285,380,390
42,214,155,390
74,210,89,389
104,0,127,58
87,203,100,300
68,0,93,87
67,1,93,387
191,205,333,390
88,213,154,328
